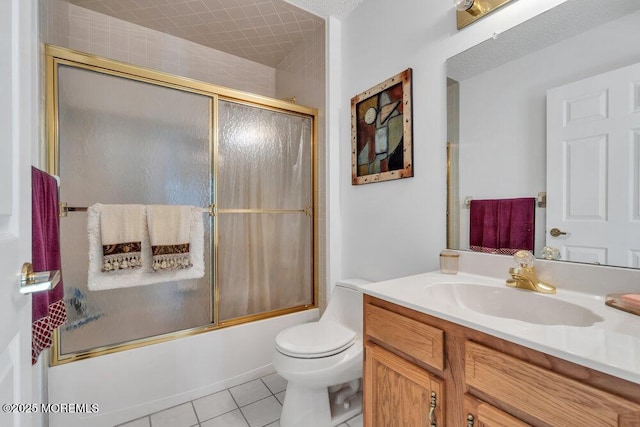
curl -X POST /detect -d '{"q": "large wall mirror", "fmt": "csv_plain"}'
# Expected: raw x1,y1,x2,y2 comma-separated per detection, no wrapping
447,0,640,268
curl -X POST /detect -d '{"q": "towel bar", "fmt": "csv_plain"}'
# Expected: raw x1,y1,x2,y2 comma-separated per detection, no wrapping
59,204,313,218
59,202,215,217
59,203,313,218
464,192,546,209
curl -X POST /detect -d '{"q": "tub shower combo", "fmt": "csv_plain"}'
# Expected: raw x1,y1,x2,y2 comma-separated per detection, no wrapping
46,46,318,365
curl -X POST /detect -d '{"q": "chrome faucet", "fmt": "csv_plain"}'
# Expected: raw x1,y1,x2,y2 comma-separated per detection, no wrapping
506,250,556,294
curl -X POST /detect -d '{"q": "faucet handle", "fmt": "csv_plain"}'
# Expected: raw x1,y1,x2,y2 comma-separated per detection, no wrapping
507,253,557,294
513,250,535,268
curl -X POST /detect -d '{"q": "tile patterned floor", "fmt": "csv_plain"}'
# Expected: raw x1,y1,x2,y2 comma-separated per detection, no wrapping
116,373,363,427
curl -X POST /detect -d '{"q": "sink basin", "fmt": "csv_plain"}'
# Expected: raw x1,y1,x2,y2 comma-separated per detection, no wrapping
424,282,604,326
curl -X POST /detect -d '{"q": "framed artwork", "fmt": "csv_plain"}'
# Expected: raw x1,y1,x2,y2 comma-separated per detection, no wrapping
351,68,413,185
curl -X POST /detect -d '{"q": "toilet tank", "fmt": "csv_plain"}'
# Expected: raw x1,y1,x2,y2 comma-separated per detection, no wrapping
320,278,371,334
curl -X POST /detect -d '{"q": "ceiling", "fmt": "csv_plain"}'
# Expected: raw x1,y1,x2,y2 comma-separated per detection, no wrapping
64,0,365,68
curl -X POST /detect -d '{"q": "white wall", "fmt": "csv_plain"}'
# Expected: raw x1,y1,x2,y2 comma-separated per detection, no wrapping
457,10,640,254
332,0,570,282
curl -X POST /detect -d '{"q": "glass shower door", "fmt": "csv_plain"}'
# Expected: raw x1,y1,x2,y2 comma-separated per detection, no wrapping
48,46,318,363
216,100,314,321
56,64,213,355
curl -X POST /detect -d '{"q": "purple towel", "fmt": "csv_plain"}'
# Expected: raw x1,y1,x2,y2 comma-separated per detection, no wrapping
31,167,67,364
498,198,535,253
469,199,499,250
470,198,535,255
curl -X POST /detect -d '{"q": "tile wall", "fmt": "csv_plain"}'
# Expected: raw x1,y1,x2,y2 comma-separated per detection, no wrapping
275,22,327,309
40,0,277,97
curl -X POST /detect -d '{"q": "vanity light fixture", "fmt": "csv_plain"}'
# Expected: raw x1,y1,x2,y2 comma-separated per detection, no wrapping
455,0,514,30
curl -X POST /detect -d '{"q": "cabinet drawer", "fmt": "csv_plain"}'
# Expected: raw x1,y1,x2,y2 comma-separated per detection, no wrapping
465,394,531,427
365,303,444,371
465,341,640,426
475,402,529,427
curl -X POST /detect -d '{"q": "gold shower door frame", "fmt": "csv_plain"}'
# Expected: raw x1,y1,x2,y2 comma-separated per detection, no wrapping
46,45,319,366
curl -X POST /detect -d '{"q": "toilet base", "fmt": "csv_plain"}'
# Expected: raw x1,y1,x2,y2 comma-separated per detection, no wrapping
280,383,362,427
329,389,362,426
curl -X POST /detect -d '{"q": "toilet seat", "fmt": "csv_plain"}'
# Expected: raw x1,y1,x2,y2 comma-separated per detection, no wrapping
275,321,357,358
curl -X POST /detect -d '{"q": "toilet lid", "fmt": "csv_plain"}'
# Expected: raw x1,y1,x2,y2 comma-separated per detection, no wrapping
275,321,357,358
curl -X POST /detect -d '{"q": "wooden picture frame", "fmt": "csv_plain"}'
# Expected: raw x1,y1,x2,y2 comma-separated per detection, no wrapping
351,68,413,185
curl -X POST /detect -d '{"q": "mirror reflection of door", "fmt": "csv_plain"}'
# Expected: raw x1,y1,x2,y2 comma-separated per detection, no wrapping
546,61,640,267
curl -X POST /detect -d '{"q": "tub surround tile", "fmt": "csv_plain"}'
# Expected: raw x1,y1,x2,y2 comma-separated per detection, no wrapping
47,0,277,98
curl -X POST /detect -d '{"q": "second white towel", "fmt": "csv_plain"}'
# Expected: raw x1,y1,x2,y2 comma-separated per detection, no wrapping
147,205,193,271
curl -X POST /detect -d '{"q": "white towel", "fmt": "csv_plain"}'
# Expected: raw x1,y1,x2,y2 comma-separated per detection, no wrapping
87,205,205,291
147,205,193,271
98,204,145,272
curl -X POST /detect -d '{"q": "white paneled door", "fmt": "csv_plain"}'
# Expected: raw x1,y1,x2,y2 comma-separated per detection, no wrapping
0,0,39,426
547,62,640,267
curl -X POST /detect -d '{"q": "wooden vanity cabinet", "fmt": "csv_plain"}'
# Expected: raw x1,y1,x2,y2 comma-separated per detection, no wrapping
363,296,447,426
363,295,640,427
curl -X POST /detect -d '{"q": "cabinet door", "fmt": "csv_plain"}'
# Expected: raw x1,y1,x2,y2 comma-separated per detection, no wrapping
464,395,530,427
364,343,444,426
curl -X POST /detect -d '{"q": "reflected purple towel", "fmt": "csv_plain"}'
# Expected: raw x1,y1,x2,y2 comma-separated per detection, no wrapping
470,198,535,255
31,167,67,364
469,199,499,250
498,197,536,253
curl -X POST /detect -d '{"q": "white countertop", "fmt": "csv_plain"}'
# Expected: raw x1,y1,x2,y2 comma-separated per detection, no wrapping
360,271,640,385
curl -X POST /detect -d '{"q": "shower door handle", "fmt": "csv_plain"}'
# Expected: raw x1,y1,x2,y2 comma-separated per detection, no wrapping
19,262,60,294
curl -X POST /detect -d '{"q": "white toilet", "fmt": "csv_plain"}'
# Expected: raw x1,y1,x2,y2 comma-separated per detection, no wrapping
273,278,370,427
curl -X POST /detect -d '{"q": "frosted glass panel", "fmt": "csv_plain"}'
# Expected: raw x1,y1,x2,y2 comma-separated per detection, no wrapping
57,65,212,354
218,101,312,209
217,213,313,321
217,100,314,321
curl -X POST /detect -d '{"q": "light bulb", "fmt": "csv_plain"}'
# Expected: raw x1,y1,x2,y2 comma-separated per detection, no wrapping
454,0,475,11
